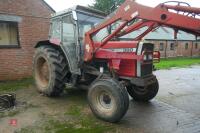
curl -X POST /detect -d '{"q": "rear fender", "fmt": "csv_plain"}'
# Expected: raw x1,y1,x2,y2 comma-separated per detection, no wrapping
34,40,79,75
34,40,60,48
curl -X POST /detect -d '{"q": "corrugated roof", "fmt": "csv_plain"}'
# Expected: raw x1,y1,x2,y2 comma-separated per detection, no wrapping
144,27,173,40
144,27,196,41
121,25,196,41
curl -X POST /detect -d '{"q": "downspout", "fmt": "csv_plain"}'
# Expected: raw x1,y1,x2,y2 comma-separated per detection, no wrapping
165,40,167,58
191,41,193,57
175,39,178,58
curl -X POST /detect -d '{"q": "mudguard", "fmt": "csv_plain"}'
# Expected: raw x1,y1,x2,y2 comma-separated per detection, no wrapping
34,40,81,75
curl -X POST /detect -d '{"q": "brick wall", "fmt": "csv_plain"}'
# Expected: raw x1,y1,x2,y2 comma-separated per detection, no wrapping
149,40,167,58
177,41,192,57
192,42,200,57
0,0,54,81
151,40,200,58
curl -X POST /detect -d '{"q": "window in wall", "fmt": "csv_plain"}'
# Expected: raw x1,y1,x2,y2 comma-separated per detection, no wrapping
195,43,198,49
0,21,19,47
185,43,189,50
159,43,164,51
170,43,175,50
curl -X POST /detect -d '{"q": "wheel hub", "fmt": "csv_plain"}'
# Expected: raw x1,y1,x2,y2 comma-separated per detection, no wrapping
98,91,113,109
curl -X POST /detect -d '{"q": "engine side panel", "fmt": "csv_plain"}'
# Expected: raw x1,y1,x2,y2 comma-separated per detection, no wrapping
117,60,137,77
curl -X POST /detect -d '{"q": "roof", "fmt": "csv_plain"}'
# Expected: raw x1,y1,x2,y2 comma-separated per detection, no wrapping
41,0,56,13
76,5,107,17
144,27,196,41
124,26,196,41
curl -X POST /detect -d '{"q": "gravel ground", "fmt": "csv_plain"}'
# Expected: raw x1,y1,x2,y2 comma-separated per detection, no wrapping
0,65,200,133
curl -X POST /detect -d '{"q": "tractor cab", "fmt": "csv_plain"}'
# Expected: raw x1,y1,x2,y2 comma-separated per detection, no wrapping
49,6,106,74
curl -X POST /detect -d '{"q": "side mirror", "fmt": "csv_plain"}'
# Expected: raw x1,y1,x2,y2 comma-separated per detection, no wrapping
72,11,78,21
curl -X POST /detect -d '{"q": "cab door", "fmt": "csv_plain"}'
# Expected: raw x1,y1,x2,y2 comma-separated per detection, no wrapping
61,14,80,74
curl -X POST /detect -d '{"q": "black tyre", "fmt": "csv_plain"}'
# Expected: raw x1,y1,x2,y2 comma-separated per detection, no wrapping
127,79,159,102
33,46,70,96
88,79,129,123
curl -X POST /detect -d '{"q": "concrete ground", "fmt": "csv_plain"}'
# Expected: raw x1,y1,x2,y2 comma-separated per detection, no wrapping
0,65,200,133
122,65,200,133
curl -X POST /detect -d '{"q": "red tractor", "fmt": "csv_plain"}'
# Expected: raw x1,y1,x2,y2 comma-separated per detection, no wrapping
33,0,200,122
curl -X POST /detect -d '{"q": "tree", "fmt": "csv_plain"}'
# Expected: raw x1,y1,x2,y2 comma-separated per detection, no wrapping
91,0,125,14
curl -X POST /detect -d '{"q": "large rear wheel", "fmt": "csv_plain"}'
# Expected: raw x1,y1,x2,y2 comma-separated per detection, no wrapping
127,79,159,102
33,46,70,96
88,79,129,123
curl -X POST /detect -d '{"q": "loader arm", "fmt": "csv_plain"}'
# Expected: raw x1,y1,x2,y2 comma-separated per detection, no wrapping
84,0,200,62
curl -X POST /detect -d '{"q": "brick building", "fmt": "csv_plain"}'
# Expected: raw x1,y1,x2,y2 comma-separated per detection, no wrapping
145,27,200,58
120,26,199,58
0,0,54,81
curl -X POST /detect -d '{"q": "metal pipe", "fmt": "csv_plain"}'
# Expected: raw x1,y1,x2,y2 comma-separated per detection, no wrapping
163,5,200,14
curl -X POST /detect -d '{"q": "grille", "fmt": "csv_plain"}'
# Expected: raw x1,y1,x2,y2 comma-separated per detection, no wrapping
140,43,154,77
141,64,153,77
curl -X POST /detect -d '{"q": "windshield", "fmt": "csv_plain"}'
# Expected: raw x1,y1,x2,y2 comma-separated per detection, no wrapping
77,12,108,42
77,12,150,43
77,12,148,42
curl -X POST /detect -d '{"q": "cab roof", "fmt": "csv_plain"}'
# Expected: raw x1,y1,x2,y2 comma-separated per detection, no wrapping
51,5,106,18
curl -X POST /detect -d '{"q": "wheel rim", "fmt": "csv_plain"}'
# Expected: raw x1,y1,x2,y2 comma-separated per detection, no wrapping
98,92,113,109
95,88,115,112
35,56,50,89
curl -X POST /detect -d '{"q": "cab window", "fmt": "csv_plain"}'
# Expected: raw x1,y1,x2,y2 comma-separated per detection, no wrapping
62,15,76,43
51,19,61,39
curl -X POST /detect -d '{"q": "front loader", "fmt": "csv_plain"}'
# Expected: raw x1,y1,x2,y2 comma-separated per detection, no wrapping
33,0,200,122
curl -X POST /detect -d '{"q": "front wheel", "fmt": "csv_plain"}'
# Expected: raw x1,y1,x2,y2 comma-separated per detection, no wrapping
127,79,159,102
88,79,129,123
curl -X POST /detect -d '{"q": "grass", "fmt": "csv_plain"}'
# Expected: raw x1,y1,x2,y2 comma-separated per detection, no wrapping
16,91,114,133
155,57,200,70
61,105,113,133
44,117,113,133
64,105,82,117
0,78,33,92
0,110,20,118
18,105,116,133
18,112,113,133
